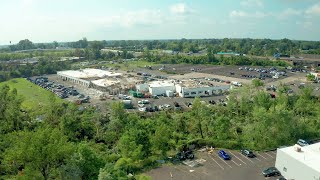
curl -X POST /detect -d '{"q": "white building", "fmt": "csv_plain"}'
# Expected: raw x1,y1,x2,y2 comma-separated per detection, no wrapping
57,68,122,87
148,80,176,96
136,84,149,92
175,80,230,98
275,142,320,180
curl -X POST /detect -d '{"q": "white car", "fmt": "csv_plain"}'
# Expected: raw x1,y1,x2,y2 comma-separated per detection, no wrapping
138,100,149,104
232,81,242,87
138,107,146,112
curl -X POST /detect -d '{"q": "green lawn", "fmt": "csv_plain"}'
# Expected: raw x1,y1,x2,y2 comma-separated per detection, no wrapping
0,78,64,113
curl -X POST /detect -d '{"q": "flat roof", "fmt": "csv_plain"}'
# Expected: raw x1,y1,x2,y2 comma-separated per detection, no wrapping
58,68,122,79
278,142,320,172
92,79,120,87
149,80,175,88
177,80,227,88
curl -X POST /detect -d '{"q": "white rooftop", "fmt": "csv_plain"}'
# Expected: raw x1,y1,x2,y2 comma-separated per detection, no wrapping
279,142,320,172
92,79,120,87
58,68,122,79
149,80,175,88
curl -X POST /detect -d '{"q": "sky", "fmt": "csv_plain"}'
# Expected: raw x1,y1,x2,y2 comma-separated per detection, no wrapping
0,0,319,45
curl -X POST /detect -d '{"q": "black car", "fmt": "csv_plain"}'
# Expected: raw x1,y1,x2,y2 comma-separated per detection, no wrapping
262,167,280,177
175,150,194,161
277,177,286,180
241,149,255,158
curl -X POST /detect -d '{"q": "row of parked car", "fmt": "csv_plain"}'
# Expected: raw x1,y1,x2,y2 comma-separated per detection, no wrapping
239,66,288,79
217,149,283,178
26,77,89,102
138,102,182,112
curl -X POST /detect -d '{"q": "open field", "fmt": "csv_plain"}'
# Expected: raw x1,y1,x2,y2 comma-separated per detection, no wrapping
0,78,64,112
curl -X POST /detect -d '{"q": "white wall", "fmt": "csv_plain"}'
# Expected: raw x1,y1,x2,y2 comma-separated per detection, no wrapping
57,73,90,87
136,84,149,92
149,86,176,96
275,149,320,180
176,85,230,98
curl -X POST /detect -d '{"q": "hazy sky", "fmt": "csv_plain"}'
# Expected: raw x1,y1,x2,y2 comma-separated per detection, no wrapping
0,0,319,44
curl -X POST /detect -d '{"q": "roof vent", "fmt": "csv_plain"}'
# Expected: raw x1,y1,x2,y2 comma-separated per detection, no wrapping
294,144,301,152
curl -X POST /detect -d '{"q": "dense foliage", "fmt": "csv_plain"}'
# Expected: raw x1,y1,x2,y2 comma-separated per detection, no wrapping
0,81,319,179
0,59,71,82
142,52,289,67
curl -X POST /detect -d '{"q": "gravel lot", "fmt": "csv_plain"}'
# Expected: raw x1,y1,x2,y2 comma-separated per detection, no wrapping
147,149,281,180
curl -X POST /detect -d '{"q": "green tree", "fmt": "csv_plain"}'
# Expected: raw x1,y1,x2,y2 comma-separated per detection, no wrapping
61,143,104,180
3,127,75,179
252,79,264,87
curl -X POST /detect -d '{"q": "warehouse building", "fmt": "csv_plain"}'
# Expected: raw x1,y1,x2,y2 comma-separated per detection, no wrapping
136,84,149,92
176,80,230,98
56,68,135,94
57,68,122,87
275,142,320,180
148,80,176,96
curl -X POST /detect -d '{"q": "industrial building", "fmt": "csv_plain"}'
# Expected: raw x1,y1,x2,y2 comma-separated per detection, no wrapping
57,68,122,87
56,68,137,94
136,83,149,92
148,80,176,96
275,142,320,180
135,79,230,98
175,80,230,98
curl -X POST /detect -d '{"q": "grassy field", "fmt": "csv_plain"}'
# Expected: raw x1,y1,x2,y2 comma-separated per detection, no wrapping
0,78,64,113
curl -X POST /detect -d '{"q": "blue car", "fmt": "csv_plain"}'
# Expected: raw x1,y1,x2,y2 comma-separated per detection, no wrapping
218,150,231,160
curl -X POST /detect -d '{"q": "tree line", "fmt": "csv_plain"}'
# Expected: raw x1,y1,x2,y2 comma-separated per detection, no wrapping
3,38,320,56
0,59,71,82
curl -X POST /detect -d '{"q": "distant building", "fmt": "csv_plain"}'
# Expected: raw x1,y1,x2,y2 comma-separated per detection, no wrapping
57,68,122,88
275,142,320,180
148,80,176,96
135,78,230,97
175,80,230,98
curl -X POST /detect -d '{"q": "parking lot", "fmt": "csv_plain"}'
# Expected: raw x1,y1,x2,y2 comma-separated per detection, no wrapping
127,95,228,112
147,149,280,180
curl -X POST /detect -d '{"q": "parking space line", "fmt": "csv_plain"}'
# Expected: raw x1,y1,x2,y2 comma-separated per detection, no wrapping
231,160,240,166
207,154,224,170
256,153,267,160
173,167,199,179
213,155,233,168
255,157,262,161
264,152,274,158
229,151,246,165
238,152,254,163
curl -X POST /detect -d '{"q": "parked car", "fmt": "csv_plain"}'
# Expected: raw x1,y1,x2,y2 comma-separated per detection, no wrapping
241,149,255,158
138,99,149,104
138,107,146,112
218,150,230,160
175,150,194,161
297,139,309,146
262,167,280,177
277,177,286,180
